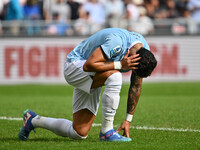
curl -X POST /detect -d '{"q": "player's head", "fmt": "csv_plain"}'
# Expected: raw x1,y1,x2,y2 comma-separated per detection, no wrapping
135,47,157,78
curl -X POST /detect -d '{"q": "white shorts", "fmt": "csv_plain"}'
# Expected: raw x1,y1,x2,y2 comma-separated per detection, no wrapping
64,60,102,115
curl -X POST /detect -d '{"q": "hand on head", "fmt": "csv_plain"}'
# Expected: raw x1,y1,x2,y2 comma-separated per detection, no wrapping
120,50,141,70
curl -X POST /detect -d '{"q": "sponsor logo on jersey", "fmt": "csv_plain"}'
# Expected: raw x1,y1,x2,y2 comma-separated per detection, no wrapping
110,45,121,56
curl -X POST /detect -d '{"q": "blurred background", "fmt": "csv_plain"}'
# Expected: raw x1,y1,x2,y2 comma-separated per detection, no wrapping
1,0,200,36
0,0,200,84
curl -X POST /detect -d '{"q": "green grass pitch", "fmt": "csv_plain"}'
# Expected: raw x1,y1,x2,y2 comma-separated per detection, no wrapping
0,82,200,150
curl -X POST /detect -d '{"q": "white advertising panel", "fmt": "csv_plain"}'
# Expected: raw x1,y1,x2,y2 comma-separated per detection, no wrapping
0,36,199,84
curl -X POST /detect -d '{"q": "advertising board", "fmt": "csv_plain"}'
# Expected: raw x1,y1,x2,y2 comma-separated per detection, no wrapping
0,36,199,84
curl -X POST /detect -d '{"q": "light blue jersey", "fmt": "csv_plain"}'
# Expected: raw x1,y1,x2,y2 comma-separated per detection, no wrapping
66,28,150,62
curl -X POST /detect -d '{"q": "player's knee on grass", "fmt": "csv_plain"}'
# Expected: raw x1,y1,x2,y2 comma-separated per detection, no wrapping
74,124,91,137
68,125,88,140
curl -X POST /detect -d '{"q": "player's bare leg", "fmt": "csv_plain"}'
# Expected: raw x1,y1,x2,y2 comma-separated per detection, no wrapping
73,70,119,136
73,109,95,137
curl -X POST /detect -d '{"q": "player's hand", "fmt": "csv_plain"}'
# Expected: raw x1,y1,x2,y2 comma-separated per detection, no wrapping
116,120,131,138
120,50,140,70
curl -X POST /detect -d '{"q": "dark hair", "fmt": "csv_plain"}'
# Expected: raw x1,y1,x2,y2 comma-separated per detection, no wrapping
135,47,157,78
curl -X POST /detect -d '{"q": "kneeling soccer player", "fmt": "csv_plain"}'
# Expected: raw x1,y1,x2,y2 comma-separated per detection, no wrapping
19,28,157,142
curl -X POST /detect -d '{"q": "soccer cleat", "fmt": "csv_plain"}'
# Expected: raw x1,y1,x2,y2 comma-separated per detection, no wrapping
18,109,37,141
99,129,132,142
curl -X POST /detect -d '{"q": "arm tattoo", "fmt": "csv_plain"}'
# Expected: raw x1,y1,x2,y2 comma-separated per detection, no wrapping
127,72,142,114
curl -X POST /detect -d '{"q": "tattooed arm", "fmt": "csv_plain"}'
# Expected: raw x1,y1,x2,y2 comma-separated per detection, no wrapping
127,71,143,115
117,71,143,137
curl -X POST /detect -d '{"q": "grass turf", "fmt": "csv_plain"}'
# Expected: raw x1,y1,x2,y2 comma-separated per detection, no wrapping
0,82,200,150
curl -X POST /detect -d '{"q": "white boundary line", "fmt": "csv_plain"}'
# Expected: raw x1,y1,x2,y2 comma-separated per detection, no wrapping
92,123,200,133
1,117,200,133
0,116,23,121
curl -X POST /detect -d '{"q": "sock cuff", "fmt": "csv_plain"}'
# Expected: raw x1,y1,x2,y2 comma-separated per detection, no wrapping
105,72,122,86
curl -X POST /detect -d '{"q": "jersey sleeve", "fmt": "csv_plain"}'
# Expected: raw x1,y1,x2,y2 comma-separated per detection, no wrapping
143,41,150,51
100,35,123,59
141,34,150,51
129,32,150,51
